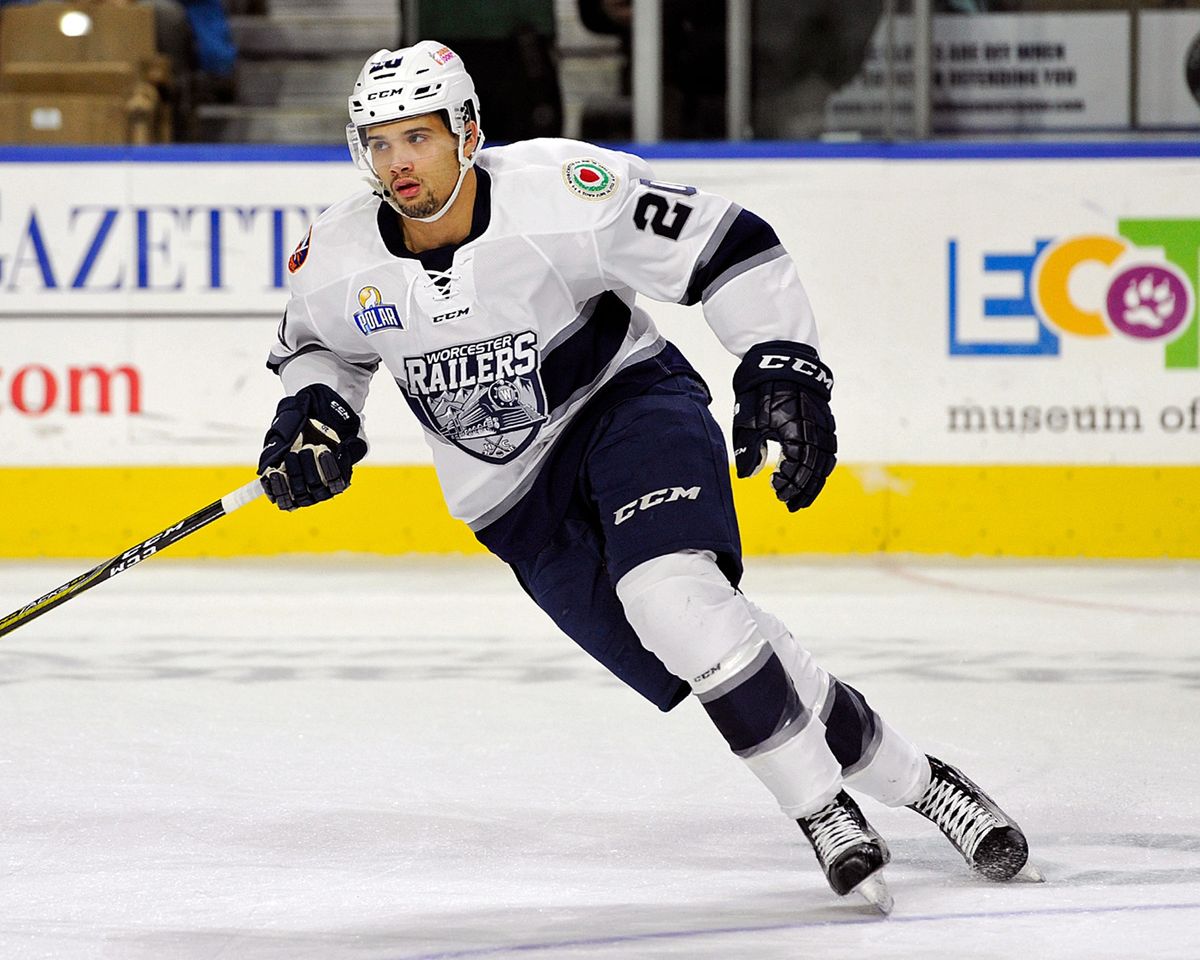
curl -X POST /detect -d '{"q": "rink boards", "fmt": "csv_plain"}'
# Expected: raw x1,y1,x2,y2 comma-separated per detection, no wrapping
1,142,1198,558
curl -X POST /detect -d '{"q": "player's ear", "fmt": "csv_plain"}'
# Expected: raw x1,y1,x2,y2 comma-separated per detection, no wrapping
464,121,480,159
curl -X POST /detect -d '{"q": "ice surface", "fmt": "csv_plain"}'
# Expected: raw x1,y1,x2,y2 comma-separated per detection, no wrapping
1,556,1197,959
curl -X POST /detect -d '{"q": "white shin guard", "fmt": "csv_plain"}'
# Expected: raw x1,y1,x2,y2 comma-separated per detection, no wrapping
739,592,930,808
615,550,758,681
616,551,843,818
843,720,931,807
742,596,834,716
739,720,845,819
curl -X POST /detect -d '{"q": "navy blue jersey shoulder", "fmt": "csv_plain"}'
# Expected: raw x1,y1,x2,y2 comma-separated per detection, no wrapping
475,341,705,563
682,207,784,306
540,291,631,411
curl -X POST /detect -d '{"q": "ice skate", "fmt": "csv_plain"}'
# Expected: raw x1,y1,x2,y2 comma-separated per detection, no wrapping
797,790,893,914
909,755,1041,882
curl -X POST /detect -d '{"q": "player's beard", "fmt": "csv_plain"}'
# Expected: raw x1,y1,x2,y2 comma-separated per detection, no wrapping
398,185,443,220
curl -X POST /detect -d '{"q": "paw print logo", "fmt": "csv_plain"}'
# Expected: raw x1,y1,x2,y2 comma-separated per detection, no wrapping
1104,264,1193,342
1122,274,1175,329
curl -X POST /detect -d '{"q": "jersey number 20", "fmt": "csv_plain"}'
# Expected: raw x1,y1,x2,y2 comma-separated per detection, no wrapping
633,184,695,241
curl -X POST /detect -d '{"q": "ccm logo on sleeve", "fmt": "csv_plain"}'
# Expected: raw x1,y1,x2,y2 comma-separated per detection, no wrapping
614,486,701,526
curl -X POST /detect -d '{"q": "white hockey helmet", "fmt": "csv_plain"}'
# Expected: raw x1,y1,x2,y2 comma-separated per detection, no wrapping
347,41,485,223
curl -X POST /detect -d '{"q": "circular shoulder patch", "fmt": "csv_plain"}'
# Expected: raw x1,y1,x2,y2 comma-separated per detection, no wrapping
562,159,619,201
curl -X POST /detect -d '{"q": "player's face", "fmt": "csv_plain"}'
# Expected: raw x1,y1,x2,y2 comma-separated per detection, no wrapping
365,115,468,220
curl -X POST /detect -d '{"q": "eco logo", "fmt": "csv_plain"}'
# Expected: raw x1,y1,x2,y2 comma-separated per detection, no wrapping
948,218,1200,368
563,160,618,201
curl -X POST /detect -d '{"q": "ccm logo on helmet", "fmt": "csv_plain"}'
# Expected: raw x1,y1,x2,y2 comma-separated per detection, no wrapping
758,354,833,388
367,88,404,100
614,486,701,526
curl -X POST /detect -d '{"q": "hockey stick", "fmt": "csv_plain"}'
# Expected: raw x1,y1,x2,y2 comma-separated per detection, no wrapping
0,479,264,640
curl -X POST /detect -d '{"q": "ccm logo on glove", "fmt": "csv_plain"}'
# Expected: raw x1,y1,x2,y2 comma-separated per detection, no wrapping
731,340,837,511
258,383,368,511
328,398,352,421
757,353,834,391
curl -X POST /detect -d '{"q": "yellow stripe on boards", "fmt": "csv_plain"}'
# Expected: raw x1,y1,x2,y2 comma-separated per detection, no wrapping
1,466,483,560
736,464,1200,558
1,464,1198,559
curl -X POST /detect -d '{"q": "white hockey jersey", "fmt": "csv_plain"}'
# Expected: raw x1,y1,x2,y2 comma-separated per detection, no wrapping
268,138,819,559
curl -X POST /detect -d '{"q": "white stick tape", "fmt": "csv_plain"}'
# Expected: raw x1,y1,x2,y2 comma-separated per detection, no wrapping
220,478,266,515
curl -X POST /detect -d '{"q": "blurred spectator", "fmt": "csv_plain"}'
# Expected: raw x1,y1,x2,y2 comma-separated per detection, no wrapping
752,0,883,139
139,0,192,84
415,0,561,141
578,0,727,140
184,0,237,99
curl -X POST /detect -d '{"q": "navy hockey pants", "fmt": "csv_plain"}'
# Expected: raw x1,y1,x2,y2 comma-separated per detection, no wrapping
511,377,741,711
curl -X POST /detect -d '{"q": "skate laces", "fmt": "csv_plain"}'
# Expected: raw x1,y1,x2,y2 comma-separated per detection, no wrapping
914,775,1002,860
806,799,868,865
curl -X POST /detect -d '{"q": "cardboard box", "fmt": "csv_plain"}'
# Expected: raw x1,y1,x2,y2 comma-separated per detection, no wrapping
0,93,134,144
0,61,139,96
0,2,157,68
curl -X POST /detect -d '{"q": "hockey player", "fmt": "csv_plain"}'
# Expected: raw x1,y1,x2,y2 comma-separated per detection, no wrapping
258,41,1038,912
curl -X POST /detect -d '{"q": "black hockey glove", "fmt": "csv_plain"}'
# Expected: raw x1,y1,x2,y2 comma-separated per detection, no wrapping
258,383,368,511
731,340,837,512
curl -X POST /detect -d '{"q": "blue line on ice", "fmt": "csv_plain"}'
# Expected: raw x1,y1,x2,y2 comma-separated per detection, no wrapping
396,901,1200,959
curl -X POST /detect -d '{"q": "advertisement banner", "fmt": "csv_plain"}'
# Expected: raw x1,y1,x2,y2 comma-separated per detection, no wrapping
681,156,1200,468
0,161,361,316
3,151,1199,469
826,13,1130,133
0,159,425,465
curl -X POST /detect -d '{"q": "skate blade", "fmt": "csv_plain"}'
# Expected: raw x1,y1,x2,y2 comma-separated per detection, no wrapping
852,873,894,915
1015,861,1046,883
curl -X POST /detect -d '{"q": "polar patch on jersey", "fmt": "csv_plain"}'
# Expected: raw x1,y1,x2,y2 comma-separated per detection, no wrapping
563,160,618,201
354,285,403,334
288,226,312,274
402,330,546,463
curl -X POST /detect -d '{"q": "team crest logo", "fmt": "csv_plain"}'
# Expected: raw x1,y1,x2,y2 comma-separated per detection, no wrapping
354,285,403,334
402,330,546,463
563,159,618,201
288,226,312,273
